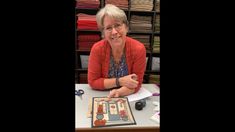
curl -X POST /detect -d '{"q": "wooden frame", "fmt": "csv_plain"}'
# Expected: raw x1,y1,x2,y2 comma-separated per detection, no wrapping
91,97,136,128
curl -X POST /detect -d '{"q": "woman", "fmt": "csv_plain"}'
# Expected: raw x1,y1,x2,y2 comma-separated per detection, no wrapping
88,4,146,98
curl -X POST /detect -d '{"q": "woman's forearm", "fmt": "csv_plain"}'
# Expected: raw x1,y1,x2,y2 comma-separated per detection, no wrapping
104,78,117,89
117,86,135,96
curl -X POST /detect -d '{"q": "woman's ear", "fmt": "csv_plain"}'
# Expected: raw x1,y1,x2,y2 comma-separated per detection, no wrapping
124,25,129,34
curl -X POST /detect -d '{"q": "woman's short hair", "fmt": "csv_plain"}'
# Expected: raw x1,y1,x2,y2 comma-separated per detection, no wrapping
96,4,129,32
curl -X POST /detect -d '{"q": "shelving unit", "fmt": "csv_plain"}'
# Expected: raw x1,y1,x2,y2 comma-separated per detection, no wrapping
75,0,160,84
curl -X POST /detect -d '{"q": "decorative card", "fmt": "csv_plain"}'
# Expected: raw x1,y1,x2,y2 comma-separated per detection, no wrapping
91,97,136,128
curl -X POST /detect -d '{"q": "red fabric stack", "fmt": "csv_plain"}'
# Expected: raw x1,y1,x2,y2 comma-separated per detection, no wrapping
76,0,100,9
79,73,88,83
78,34,100,50
77,13,98,30
105,0,128,10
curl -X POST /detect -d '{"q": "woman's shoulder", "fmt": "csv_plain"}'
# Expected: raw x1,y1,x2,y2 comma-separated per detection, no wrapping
92,39,105,48
126,36,146,50
91,39,107,51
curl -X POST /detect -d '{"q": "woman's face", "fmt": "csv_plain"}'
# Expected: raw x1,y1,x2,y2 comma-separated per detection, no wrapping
103,16,128,47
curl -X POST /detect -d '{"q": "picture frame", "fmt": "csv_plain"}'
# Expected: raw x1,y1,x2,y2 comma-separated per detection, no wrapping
91,97,136,128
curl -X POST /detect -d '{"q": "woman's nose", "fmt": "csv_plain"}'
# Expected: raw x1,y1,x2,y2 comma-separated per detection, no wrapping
111,27,118,34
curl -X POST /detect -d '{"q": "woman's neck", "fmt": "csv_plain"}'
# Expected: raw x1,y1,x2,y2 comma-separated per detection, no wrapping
111,44,125,64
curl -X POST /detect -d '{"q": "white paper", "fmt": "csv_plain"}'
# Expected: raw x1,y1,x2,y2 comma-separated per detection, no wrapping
146,57,148,69
126,87,152,102
150,112,160,123
151,57,160,71
80,55,89,69
153,84,160,94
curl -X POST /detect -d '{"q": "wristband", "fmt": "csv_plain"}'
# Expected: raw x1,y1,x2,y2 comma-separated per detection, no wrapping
116,77,120,87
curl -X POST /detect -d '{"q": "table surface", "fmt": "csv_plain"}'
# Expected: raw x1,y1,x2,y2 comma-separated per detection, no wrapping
76,84,160,129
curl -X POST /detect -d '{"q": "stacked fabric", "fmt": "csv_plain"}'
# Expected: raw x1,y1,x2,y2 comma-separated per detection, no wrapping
78,34,100,50
105,0,128,10
155,15,160,33
149,74,160,86
130,0,153,11
76,0,100,9
77,13,98,30
155,0,160,12
128,35,150,51
130,15,152,32
79,73,88,83
153,36,160,53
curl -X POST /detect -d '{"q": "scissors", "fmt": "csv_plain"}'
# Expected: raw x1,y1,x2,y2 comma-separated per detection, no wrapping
75,89,84,100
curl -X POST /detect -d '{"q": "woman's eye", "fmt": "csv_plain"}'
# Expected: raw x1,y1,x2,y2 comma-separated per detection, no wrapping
115,24,121,27
106,27,112,31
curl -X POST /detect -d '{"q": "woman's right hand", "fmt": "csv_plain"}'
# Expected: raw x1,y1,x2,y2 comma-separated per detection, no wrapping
119,74,139,89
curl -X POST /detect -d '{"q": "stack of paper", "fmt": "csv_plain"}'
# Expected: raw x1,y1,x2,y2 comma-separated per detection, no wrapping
126,87,152,102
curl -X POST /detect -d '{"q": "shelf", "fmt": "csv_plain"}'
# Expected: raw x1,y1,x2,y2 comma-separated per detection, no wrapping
154,32,160,35
145,70,160,74
76,8,99,11
76,69,88,73
76,0,160,83
76,50,91,55
129,10,156,14
77,30,100,33
76,8,99,14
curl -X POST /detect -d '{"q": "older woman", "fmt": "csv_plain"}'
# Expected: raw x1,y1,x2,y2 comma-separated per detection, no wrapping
88,4,146,98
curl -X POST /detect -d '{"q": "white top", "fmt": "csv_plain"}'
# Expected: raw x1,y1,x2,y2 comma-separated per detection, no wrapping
75,84,160,129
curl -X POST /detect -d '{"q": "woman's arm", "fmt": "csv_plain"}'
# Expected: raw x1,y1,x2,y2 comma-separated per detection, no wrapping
88,44,106,90
104,78,117,89
108,86,135,98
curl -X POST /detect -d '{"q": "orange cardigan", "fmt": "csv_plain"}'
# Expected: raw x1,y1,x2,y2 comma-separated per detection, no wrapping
88,36,146,93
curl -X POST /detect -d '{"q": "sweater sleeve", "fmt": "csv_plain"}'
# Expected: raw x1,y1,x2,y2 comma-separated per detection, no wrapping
87,43,105,90
132,43,146,93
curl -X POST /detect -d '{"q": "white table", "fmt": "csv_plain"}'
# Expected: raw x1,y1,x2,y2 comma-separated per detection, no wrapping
75,84,160,132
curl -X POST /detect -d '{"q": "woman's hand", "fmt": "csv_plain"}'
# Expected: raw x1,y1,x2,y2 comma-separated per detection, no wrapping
107,89,120,99
107,86,135,98
119,74,139,88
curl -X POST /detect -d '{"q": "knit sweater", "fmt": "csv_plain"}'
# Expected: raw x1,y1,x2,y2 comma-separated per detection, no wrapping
88,36,146,93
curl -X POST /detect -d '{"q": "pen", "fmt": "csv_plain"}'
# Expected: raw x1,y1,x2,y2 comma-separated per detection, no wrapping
152,93,160,96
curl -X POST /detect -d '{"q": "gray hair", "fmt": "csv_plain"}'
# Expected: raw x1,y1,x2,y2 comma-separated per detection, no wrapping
96,4,129,32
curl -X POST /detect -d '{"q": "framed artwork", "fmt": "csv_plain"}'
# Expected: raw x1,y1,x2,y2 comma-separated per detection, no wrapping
91,97,136,128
